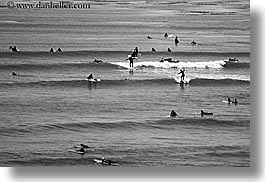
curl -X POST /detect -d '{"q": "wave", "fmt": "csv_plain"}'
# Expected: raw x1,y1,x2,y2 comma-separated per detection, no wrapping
0,62,123,71
0,77,249,89
149,118,250,128
0,117,249,137
188,78,250,86
112,60,227,69
112,60,250,70
221,61,250,69
0,50,250,56
0,59,249,72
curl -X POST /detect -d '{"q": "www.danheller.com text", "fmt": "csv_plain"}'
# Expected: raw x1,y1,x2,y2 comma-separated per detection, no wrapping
6,1,91,9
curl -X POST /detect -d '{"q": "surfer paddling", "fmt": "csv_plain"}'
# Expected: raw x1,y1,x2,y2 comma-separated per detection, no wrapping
201,110,213,117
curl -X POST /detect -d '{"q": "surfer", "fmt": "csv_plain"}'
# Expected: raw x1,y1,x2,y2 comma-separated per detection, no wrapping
232,98,238,105
125,56,134,68
87,74,94,80
11,71,19,76
178,69,185,81
201,110,213,117
175,36,179,44
129,56,134,68
133,47,138,57
151,48,156,52
228,98,231,104
102,157,111,165
76,145,85,153
191,41,197,45
10,46,19,52
168,48,172,52
147,36,152,39
170,110,178,117
94,59,103,63
80,144,89,148
50,48,54,52
164,33,168,38
56,48,62,52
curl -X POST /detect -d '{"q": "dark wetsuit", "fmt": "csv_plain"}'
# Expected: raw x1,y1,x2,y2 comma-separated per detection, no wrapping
87,74,93,79
178,70,185,81
129,57,134,68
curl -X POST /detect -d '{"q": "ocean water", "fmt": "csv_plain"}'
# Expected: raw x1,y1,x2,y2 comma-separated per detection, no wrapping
0,0,250,167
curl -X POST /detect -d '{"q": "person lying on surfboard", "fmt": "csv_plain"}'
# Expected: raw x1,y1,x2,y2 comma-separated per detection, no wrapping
201,110,213,117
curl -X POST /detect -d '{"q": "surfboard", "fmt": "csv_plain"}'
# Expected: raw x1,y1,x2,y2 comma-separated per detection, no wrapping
168,34,174,37
127,55,138,59
178,80,189,85
93,158,119,166
68,149,85,155
87,78,101,82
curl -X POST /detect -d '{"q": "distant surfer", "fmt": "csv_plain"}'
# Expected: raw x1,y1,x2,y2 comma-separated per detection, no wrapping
168,48,171,52
133,47,139,57
76,145,85,153
129,56,134,68
147,36,152,39
175,36,179,44
227,98,238,105
151,48,156,52
94,59,103,63
125,56,134,68
164,33,168,38
178,69,185,81
50,48,54,52
101,157,111,165
170,110,178,117
191,41,197,45
11,71,19,76
201,110,213,117
87,74,94,80
56,48,62,52
9,46,19,52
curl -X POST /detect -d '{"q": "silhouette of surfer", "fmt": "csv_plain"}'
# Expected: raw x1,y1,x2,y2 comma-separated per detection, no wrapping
87,74,93,80
178,69,185,81
132,47,138,57
175,36,179,44
170,110,178,117
125,56,134,68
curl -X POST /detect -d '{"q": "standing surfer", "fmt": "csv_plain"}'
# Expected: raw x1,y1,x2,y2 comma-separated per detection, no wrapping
178,69,185,81
129,56,134,68
125,55,134,68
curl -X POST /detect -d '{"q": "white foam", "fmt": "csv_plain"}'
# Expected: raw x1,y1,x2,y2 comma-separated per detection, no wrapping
111,60,226,69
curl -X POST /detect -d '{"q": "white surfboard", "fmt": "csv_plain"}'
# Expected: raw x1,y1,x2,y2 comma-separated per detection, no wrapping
93,158,119,166
68,149,85,155
87,78,101,82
